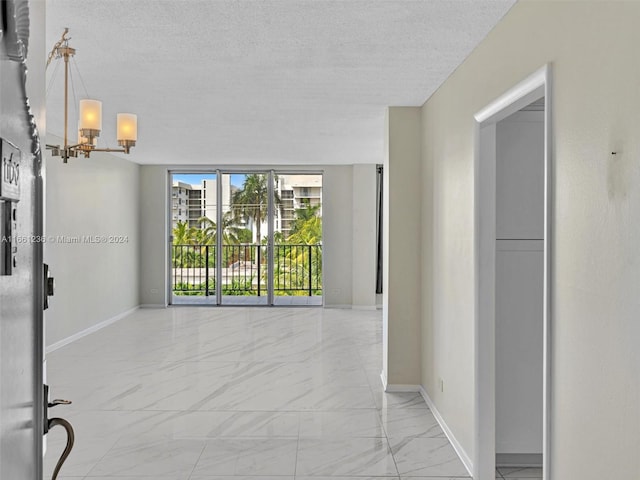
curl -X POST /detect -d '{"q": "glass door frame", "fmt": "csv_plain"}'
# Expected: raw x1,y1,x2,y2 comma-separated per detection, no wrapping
168,168,323,306
217,169,273,306
168,169,219,305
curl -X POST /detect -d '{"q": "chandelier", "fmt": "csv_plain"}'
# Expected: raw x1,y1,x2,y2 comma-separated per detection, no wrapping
45,29,138,163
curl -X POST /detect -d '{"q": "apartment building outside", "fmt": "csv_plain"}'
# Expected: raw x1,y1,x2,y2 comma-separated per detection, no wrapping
171,177,232,230
171,181,193,228
276,174,323,236
173,174,322,237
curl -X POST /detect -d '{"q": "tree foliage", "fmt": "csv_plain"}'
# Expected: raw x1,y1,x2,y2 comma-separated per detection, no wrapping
287,205,322,244
231,174,280,243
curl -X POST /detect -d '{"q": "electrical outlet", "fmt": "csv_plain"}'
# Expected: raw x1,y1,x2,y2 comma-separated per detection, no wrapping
150,288,158,294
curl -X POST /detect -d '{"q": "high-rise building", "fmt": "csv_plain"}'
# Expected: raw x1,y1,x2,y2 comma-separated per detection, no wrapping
171,176,231,230
275,174,323,236
171,181,192,228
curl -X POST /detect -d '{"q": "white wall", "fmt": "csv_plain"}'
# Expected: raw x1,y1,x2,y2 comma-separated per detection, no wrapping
322,165,354,306
44,142,140,346
139,165,378,308
351,164,377,308
419,1,640,478
383,107,422,386
139,165,168,306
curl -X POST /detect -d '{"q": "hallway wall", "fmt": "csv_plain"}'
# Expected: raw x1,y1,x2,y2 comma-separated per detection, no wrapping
419,1,640,478
383,107,422,386
44,143,140,347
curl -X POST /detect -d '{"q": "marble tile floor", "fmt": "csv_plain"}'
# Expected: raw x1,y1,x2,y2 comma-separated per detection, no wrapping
43,307,539,480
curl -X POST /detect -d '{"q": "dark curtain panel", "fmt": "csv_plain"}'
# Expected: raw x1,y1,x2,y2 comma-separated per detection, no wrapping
376,165,383,294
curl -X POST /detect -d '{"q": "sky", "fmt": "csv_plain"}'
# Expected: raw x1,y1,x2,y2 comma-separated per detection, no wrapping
172,173,247,189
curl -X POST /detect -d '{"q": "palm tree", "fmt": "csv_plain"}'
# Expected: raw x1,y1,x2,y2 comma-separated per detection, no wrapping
198,216,216,244
172,220,195,245
231,174,280,243
172,221,199,267
287,216,322,245
289,204,321,237
198,212,244,244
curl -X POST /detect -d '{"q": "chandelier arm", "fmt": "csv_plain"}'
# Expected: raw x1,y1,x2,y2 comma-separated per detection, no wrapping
46,27,69,69
93,148,127,153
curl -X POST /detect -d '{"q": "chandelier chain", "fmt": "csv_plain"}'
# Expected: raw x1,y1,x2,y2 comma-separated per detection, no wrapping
46,55,61,97
46,28,70,69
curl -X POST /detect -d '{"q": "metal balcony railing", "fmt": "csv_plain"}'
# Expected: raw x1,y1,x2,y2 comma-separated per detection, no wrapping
172,243,322,297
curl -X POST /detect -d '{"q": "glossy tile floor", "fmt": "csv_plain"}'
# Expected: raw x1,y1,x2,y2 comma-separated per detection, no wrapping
44,307,541,480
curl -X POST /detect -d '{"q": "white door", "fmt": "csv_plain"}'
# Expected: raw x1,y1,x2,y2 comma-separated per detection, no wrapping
0,1,45,477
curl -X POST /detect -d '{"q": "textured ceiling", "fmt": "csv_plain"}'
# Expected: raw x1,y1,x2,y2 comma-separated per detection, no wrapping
45,0,517,165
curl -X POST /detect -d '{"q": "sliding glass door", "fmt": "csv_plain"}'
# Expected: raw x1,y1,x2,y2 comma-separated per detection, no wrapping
272,174,323,306
169,170,322,306
171,172,217,305
219,172,269,305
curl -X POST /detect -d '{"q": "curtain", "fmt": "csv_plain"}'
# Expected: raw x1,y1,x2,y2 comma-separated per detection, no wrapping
375,165,383,294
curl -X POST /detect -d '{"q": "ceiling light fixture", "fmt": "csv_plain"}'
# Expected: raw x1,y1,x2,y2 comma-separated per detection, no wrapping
45,29,137,163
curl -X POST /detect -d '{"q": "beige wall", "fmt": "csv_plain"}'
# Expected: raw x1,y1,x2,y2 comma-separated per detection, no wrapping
384,107,422,386
44,143,140,346
419,1,640,477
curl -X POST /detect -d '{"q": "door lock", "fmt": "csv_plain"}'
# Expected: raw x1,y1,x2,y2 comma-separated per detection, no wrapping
43,263,54,310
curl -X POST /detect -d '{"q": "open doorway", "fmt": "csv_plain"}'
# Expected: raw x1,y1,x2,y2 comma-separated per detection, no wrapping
495,98,545,471
474,66,552,480
169,171,323,306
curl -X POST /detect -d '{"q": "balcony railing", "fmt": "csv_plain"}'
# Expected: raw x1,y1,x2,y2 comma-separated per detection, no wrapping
172,243,322,297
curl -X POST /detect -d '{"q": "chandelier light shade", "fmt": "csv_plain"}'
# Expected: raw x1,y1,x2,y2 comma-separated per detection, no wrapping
117,113,137,153
79,99,102,131
46,28,138,163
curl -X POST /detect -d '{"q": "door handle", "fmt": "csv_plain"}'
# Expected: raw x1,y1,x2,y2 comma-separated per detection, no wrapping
43,385,74,480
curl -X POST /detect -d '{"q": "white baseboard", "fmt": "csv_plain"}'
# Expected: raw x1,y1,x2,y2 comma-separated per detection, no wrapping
386,383,422,393
46,306,138,354
140,304,167,308
380,371,421,392
419,386,474,477
380,370,388,390
380,375,474,476
326,304,378,310
352,305,378,311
